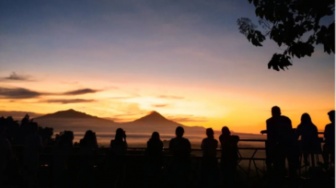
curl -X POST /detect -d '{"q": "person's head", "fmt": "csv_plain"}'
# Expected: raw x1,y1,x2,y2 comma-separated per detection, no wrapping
64,131,74,142
206,128,214,138
28,122,38,134
115,128,126,140
300,113,312,124
151,131,160,140
271,106,281,117
175,126,184,138
328,110,335,123
221,126,231,136
84,130,95,141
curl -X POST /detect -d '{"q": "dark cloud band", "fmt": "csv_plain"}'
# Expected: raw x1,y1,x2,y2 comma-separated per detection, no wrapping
42,99,95,104
0,87,41,99
1,72,32,81
0,87,99,99
63,88,98,95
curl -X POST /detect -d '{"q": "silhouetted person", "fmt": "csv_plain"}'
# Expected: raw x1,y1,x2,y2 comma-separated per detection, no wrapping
296,113,320,166
77,130,98,188
144,131,164,188
168,126,191,188
200,128,219,188
219,126,239,187
0,125,14,186
23,122,43,188
53,130,74,188
21,114,30,127
263,106,297,186
322,110,335,168
110,128,127,188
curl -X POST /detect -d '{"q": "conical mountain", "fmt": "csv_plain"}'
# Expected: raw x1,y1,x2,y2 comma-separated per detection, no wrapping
117,111,183,133
120,111,206,137
132,111,171,123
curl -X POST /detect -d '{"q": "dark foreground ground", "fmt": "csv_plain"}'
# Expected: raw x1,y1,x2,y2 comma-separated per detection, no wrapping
1,147,334,188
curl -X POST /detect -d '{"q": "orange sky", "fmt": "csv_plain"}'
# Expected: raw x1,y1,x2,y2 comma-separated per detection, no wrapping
0,0,334,134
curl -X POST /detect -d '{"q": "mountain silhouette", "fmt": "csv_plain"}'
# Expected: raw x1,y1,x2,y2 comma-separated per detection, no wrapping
36,109,101,119
132,111,173,123
25,109,208,139
119,111,207,136
35,109,117,133
0,110,42,119
5,109,265,145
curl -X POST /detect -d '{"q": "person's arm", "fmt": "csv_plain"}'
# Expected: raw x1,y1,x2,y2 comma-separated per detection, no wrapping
262,119,270,134
323,125,328,140
168,139,172,152
201,139,205,150
187,140,192,154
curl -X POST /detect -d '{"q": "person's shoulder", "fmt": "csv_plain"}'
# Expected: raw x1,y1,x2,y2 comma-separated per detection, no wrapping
230,135,240,143
80,138,85,144
266,117,278,124
325,123,334,129
281,115,291,121
182,137,190,142
169,137,177,143
110,139,116,145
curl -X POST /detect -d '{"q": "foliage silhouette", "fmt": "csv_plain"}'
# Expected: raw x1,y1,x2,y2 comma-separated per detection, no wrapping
237,0,334,71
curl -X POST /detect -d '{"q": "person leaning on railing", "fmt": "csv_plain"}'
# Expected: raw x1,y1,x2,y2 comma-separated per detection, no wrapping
322,110,335,169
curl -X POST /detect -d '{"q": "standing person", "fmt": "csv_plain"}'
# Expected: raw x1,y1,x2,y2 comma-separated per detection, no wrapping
200,128,219,188
77,130,98,188
168,126,191,188
53,131,74,188
0,125,14,186
264,106,297,184
110,128,127,188
144,131,164,188
296,113,320,166
219,126,239,188
322,110,335,168
23,122,43,188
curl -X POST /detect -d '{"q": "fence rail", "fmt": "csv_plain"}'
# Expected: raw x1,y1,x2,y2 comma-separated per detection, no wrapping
7,138,330,188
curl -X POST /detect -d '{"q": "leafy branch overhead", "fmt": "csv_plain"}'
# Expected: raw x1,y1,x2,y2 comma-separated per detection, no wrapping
237,0,335,71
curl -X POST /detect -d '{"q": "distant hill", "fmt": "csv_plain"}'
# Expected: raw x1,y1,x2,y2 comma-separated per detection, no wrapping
35,109,117,133
37,109,103,119
6,109,264,143
129,111,182,126
0,110,42,120
121,111,205,136
133,111,168,123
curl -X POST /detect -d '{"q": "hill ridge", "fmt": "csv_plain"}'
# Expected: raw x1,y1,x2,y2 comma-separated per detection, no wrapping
36,109,100,119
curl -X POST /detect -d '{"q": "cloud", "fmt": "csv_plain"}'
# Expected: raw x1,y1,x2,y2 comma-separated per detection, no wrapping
109,96,135,100
0,87,42,99
152,104,170,108
157,95,184,100
0,86,100,99
1,72,32,81
42,99,95,104
168,115,208,123
63,88,99,95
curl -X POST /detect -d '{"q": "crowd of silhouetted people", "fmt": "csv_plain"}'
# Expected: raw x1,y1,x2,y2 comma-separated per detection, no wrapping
0,107,334,188
261,106,334,188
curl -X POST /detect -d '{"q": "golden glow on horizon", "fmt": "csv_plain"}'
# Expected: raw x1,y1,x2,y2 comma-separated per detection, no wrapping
1,79,333,134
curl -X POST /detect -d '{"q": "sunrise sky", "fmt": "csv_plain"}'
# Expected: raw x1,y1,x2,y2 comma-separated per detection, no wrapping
0,0,334,134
